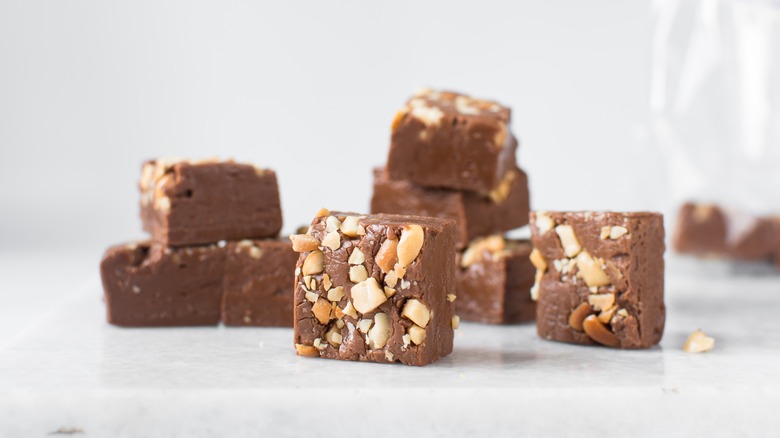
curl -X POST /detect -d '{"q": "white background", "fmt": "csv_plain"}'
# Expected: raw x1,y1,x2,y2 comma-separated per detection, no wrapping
0,0,661,254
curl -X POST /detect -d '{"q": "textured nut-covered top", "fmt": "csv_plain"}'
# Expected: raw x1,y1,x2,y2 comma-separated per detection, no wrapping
404,88,511,124
139,157,266,209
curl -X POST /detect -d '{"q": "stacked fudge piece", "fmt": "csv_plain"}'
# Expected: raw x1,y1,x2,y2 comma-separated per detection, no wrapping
673,202,780,268
100,158,298,327
371,89,535,324
290,209,457,366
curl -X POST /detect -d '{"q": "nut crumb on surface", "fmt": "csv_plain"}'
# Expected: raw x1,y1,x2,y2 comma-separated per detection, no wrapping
683,329,715,353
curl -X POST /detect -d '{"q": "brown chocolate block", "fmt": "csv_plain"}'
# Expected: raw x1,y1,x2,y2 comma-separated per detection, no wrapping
771,217,780,270
672,202,774,260
291,209,456,366
371,166,530,248
386,89,517,192
100,241,225,327
529,211,665,349
455,236,536,324
140,158,282,247
222,239,299,327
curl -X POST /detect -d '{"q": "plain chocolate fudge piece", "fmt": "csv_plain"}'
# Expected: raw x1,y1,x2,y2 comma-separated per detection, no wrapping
140,158,282,247
456,236,536,324
386,89,517,192
222,239,299,327
100,241,225,326
672,202,774,260
291,209,457,366
371,167,530,248
772,218,780,270
529,211,665,349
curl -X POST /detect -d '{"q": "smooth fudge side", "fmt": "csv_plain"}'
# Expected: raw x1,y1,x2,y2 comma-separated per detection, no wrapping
139,158,282,246
100,241,225,326
222,239,299,327
456,236,536,324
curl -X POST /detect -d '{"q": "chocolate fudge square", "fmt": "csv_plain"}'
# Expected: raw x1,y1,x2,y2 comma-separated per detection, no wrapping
222,239,299,327
386,89,517,192
672,202,774,260
371,167,530,249
772,217,780,270
140,158,282,247
456,236,536,324
529,211,665,349
100,241,225,326
292,209,456,366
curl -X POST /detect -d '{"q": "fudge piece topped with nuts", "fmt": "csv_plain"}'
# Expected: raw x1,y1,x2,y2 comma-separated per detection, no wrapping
456,236,536,324
371,166,529,249
292,209,457,366
672,202,774,261
386,89,517,193
140,157,282,247
529,211,665,349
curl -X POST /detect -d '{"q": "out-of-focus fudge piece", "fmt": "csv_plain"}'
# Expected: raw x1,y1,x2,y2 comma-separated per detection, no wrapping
100,241,225,326
529,211,665,349
772,217,780,270
222,239,299,327
386,89,517,192
139,158,282,247
291,209,457,366
672,202,774,260
371,167,530,249
455,236,536,324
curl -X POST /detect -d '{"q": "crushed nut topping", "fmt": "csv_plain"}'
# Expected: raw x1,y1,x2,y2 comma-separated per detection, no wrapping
339,216,363,237
350,278,387,314
295,344,320,357
327,286,345,302
401,299,430,328
367,313,390,349
568,302,593,332
575,251,611,288
321,231,341,251
301,250,324,275
535,211,554,235
555,225,582,258
311,299,333,325
349,265,369,283
397,224,424,268
407,325,426,345
460,235,505,268
375,238,399,273
582,314,620,348
348,248,366,265
290,234,320,252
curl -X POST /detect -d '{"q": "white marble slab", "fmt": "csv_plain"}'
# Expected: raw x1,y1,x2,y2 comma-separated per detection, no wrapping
1,257,779,437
